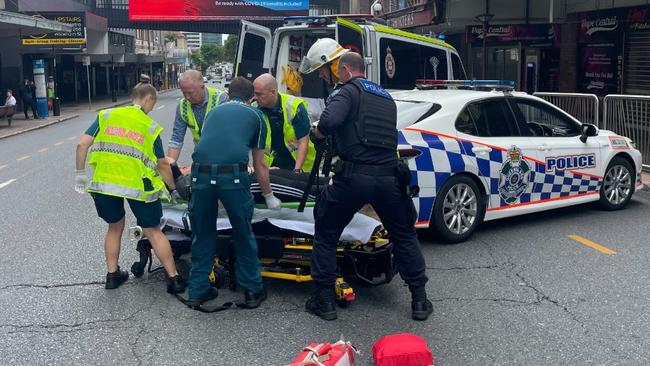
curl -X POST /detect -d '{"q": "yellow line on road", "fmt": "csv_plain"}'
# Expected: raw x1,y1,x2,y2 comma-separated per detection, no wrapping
0,164,7,170
17,155,30,161
54,141,64,146
37,147,49,153
569,234,617,255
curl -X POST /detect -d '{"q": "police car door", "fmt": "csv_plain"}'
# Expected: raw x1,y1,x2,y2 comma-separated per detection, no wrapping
508,96,602,201
455,96,541,215
235,21,273,80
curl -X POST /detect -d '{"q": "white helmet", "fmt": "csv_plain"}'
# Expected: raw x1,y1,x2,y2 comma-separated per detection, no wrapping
299,38,350,74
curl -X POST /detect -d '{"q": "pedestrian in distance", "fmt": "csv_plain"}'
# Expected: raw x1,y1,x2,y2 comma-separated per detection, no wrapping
19,79,38,119
303,51,433,321
74,83,186,294
253,73,316,173
3,89,16,107
186,76,282,308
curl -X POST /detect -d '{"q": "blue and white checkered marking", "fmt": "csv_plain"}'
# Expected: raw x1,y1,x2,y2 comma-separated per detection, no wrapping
399,129,602,225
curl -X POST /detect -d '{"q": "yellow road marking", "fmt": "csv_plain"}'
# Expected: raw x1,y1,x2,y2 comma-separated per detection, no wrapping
37,147,49,153
54,141,64,146
568,234,617,255
0,164,7,170
17,155,30,161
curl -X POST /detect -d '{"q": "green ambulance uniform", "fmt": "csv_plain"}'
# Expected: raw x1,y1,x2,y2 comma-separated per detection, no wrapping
85,105,166,228
258,93,316,172
188,97,268,299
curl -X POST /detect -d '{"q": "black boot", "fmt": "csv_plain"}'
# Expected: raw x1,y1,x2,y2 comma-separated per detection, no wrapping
240,288,267,309
305,284,337,321
105,266,129,289
166,274,187,294
186,287,219,307
410,285,433,321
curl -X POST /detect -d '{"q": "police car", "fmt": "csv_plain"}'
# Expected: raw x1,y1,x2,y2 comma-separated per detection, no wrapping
393,80,644,243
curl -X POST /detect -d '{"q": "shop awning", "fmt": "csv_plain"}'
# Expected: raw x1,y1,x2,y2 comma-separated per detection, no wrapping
0,10,73,37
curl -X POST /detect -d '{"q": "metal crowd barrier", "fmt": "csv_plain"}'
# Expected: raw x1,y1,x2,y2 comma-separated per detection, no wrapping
603,95,650,169
533,92,600,126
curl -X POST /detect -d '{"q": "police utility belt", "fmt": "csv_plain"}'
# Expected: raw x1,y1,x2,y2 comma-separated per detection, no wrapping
194,164,248,174
332,160,398,178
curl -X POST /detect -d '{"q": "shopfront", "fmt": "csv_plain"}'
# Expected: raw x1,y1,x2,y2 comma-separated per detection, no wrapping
573,5,650,96
466,24,561,93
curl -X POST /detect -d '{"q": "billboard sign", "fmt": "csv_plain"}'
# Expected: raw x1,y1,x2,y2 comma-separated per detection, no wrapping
21,13,86,46
129,0,309,21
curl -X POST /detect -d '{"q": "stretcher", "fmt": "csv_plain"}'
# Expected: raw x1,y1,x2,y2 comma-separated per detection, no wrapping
130,171,395,306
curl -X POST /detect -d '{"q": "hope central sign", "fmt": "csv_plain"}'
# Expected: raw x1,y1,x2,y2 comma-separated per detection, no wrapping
545,154,596,172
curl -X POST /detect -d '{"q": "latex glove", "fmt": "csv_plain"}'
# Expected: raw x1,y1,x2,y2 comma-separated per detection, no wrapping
170,189,181,204
263,192,282,210
74,169,88,194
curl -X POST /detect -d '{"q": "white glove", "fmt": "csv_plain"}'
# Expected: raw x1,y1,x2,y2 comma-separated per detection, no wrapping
263,192,282,210
74,170,88,194
170,189,181,204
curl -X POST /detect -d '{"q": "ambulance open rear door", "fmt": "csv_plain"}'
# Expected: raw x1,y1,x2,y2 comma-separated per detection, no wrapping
336,18,365,57
235,21,272,80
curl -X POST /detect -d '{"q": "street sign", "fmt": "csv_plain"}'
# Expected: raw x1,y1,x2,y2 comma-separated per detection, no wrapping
21,13,86,46
82,56,90,66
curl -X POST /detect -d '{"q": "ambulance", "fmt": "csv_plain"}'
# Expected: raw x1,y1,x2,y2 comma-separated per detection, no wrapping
234,15,466,107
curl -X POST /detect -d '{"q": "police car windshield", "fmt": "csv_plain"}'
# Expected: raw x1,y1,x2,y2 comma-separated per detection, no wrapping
395,100,440,129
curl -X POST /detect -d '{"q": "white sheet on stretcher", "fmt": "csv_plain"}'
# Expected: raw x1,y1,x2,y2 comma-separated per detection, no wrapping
161,204,381,244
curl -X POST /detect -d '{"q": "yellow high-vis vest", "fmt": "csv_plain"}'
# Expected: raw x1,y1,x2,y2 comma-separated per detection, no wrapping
179,87,224,143
263,93,316,172
87,106,165,202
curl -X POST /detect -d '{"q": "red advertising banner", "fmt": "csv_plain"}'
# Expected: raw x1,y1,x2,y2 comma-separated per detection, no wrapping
129,0,309,21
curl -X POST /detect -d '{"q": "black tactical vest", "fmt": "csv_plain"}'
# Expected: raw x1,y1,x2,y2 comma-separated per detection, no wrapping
336,79,398,158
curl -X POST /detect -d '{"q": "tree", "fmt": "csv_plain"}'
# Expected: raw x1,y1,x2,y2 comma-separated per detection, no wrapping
200,44,222,68
164,33,177,46
190,51,207,71
222,35,238,63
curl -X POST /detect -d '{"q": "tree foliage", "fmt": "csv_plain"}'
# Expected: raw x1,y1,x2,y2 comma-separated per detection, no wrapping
221,35,238,63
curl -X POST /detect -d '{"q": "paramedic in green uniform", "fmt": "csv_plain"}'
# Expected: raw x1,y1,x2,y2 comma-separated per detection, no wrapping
187,77,282,308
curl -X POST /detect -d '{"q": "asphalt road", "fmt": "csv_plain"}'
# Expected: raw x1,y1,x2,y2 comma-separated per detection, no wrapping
1,89,649,365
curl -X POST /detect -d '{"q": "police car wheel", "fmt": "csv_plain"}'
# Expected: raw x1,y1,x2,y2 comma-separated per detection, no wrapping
599,157,634,211
431,175,484,243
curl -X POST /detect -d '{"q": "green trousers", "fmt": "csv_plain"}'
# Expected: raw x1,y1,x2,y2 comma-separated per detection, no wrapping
187,167,263,299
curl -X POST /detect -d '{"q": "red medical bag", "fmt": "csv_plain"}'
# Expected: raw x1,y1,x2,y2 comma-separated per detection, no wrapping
372,333,434,366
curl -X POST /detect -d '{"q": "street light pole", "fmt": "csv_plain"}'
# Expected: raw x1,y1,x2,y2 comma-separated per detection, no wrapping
475,0,493,79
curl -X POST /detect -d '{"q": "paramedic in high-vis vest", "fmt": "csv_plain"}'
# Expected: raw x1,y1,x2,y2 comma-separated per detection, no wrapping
253,73,316,173
75,83,186,294
167,69,227,162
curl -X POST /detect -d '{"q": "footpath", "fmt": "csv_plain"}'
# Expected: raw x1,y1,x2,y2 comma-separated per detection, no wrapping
0,89,178,140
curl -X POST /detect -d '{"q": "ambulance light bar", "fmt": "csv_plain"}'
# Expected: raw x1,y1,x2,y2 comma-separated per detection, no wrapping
415,79,515,90
283,16,331,26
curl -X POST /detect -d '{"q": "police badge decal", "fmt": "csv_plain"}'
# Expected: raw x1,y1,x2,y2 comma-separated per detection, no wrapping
499,146,531,204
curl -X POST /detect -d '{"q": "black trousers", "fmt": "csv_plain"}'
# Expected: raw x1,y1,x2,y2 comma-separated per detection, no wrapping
23,100,37,118
312,173,428,288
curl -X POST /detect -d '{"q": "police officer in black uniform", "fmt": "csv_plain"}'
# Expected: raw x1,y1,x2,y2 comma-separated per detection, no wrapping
307,52,433,321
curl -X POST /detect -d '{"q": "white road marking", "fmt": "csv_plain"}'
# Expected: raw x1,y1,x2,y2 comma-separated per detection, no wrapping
17,155,30,161
157,105,166,110
67,136,76,140
37,148,49,153
0,179,16,189
0,164,7,171
176,97,180,100
54,141,64,146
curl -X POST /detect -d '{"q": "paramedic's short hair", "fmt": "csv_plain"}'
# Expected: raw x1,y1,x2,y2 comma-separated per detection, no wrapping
339,52,365,73
139,74,151,83
179,70,203,84
229,77,254,100
131,83,157,100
